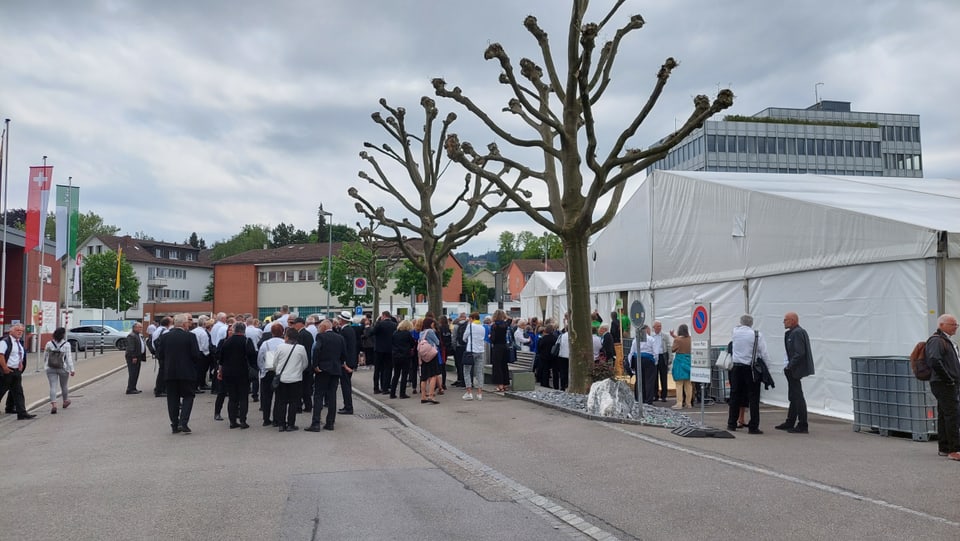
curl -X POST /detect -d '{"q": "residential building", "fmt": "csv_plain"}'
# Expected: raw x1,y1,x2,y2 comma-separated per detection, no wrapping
213,241,466,320
648,100,922,178
503,259,566,302
68,235,213,322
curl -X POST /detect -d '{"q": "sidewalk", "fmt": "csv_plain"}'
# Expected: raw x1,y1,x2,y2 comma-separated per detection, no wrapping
7,348,128,414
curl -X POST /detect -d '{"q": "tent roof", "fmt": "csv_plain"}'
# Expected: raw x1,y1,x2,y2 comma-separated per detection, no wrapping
674,171,960,233
519,271,565,297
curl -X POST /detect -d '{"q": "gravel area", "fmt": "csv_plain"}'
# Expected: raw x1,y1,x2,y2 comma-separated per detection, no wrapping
510,388,706,428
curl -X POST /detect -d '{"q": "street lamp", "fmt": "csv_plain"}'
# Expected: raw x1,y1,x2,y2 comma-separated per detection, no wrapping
320,207,333,319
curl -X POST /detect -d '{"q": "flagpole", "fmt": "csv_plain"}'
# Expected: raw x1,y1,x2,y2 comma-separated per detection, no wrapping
36,155,47,372
1,118,10,331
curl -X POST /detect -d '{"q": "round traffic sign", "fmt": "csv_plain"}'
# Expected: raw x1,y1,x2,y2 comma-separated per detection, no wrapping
354,277,366,289
629,300,646,328
692,305,708,334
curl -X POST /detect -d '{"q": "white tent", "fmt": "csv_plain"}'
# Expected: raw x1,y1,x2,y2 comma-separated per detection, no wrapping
519,271,567,323
588,170,960,419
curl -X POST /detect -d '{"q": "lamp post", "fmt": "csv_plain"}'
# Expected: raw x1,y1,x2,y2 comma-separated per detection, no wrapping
320,207,333,319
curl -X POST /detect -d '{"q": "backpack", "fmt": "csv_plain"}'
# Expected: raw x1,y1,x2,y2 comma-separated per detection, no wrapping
456,321,468,346
417,338,437,364
47,342,66,370
910,336,946,381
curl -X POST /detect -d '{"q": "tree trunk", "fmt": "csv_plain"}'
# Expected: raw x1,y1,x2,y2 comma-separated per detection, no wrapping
563,233,593,394
426,260,443,318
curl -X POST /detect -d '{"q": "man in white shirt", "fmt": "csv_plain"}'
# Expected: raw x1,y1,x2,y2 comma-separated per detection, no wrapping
210,312,228,350
650,321,672,402
192,315,211,392
275,306,291,329
727,314,768,434
0,325,34,419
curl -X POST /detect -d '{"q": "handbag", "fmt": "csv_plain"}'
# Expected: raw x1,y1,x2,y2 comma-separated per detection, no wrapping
550,335,562,357
715,350,733,370
272,345,297,390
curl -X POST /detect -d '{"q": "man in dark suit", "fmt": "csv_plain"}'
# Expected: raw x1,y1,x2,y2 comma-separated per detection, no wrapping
336,312,358,415
124,322,146,394
157,313,201,434
371,311,397,394
776,312,816,434
305,319,346,432
294,317,314,412
926,314,960,460
217,321,258,429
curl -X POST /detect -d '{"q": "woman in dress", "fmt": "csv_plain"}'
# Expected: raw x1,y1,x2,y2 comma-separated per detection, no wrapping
419,318,442,404
45,327,74,414
670,324,693,409
489,310,511,392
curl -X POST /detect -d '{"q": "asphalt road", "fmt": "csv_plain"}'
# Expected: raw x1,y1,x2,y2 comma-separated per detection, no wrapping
2,356,958,540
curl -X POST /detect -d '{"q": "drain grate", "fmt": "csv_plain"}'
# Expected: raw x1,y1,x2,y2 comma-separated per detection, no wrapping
356,413,388,420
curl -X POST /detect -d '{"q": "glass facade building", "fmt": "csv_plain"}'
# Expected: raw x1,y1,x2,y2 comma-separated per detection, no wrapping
648,101,922,178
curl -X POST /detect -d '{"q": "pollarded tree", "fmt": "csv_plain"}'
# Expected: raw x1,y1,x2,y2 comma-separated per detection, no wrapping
434,1,733,392
349,97,526,316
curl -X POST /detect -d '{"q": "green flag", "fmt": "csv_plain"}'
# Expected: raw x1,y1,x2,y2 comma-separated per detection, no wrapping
55,185,80,260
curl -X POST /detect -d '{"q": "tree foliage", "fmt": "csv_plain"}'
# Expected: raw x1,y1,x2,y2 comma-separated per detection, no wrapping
434,1,733,392
462,277,490,308
80,251,140,311
209,225,270,261
78,211,120,244
316,240,401,309
187,232,207,249
203,275,214,302
271,222,310,247
391,260,453,298
350,98,516,316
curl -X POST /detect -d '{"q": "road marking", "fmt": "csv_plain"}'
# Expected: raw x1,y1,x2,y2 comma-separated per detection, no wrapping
602,423,960,528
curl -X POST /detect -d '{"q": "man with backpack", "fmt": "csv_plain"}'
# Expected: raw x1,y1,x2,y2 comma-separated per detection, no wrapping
926,314,960,461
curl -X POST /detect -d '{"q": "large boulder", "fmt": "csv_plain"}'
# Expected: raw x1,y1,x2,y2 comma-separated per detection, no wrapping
586,378,635,417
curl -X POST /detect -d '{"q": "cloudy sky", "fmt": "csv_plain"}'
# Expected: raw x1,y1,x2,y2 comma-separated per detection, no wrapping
1,0,957,255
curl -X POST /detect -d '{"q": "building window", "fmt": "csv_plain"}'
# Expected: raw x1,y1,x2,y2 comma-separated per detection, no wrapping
169,250,178,259
155,248,162,257
186,252,195,261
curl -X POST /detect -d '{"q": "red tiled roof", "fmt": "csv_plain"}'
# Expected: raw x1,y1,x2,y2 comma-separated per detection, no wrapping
95,235,212,268
214,239,459,266
509,259,566,273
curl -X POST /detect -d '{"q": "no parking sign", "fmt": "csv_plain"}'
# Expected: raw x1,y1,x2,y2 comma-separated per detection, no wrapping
690,302,711,383
353,277,367,296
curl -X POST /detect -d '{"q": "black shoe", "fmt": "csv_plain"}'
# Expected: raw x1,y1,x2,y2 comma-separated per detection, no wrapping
251,396,259,403
278,426,286,432
17,413,36,420
748,428,764,435
323,424,335,431
194,389,205,394
214,414,224,421
229,423,240,429
304,425,322,432
337,408,353,415
272,421,280,427
399,394,410,399
373,389,382,394
787,426,808,434
239,422,250,429
726,424,738,431
155,393,167,398
286,425,299,432
263,420,272,427
389,394,397,399
179,425,192,434
774,423,793,431
126,389,142,394
172,426,181,434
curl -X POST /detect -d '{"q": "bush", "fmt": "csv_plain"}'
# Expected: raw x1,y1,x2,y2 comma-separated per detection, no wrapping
589,360,615,383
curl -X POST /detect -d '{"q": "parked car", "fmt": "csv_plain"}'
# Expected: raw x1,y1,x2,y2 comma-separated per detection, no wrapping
66,325,128,351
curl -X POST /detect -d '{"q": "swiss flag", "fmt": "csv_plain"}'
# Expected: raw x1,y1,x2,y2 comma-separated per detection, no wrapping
25,165,53,252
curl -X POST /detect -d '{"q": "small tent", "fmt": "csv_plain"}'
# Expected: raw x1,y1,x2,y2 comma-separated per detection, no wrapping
519,271,567,323
588,170,960,419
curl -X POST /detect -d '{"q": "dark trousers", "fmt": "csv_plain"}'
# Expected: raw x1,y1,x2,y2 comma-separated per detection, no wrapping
454,347,465,383
727,365,761,430
552,357,569,390
930,381,959,454
340,371,354,410
154,359,167,395
301,370,314,410
166,379,195,429
126,359,141,392
0,370,27,415
311,372,339,428
374,351,392,392
536,355,551,387
391,357,410,397
215,383,227,416
785,375,808,428
250,375,259,398
195,355,209,389
656,353,669,400
276,381,300,428
641,357,657,404
260,373,276,422
224,379,249,423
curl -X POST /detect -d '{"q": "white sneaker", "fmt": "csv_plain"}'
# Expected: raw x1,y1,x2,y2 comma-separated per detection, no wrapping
462,392,473,401
476,393,483,401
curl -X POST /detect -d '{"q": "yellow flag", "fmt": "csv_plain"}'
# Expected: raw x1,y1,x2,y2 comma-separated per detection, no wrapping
115,247,122,289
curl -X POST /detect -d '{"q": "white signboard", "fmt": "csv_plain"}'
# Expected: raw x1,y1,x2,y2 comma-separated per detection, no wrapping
31,300,57,334
690,302,711,383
